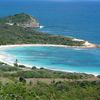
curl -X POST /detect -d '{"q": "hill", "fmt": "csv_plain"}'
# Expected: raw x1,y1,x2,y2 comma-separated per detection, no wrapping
0,24,85,46
0,13,39,28
0,13,86,46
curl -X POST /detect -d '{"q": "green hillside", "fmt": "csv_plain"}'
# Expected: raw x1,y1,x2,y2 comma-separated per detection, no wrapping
0,13,39,28
0,13,85,46
0,62,99,100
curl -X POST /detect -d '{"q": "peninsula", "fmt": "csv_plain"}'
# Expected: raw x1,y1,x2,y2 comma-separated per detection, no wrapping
0,13,99,48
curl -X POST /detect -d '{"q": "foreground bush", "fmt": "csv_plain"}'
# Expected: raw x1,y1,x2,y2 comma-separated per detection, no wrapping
14,69,94,79
0,81,99,100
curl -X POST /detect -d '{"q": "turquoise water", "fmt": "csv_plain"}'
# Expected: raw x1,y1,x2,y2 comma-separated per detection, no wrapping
2,46,100,75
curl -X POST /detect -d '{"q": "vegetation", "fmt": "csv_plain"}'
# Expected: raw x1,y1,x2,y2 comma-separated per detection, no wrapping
0,24,85,46
0,62,20,72
0,62,94,79
0,80,100,100
0,62,99,100
14,69,94,79
97,75,100,78
0,13,85,46
5,13,34,23
2,13,39,28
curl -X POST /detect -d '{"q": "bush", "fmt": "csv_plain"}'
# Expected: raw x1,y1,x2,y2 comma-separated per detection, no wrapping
32,66,37,69
0,65,20,72
97,75,100,78
40,67,44,70
19,76,26,83
18,65,26,68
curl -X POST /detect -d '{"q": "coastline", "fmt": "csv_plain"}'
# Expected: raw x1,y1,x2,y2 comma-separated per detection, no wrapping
0,43,99,76
0,42,99,49
0,53,98,76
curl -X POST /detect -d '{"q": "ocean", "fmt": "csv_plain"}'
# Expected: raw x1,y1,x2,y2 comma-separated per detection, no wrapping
0,1,100,74
0,1,100,44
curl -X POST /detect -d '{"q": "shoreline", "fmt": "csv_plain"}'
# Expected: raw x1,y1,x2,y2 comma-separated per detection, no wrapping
0,53,99,76
0,42,99,49
0,43,99,76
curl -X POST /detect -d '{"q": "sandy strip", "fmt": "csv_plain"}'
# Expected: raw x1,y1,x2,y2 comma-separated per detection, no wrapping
0,43,99,50
0,54,14,66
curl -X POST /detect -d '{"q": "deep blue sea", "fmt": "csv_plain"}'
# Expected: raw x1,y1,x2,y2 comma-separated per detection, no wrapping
0,1,100,74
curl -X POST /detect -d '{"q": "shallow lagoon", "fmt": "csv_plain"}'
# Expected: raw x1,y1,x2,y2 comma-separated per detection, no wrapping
1,46,100,75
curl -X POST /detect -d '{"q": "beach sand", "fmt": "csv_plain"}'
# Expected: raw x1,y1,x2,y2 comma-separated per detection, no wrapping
0,53,15,66
0,42,99,49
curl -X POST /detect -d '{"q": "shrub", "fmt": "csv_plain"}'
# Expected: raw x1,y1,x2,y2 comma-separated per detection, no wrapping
19,76,26,83
18,65,26,68
32,66,37,69
97,75,100,78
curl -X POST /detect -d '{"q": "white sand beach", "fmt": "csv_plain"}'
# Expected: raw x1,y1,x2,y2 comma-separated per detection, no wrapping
0,53,14,66
0,41,98,50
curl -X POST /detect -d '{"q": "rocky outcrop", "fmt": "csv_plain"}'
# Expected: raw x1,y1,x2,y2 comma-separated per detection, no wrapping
5,13,39,28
